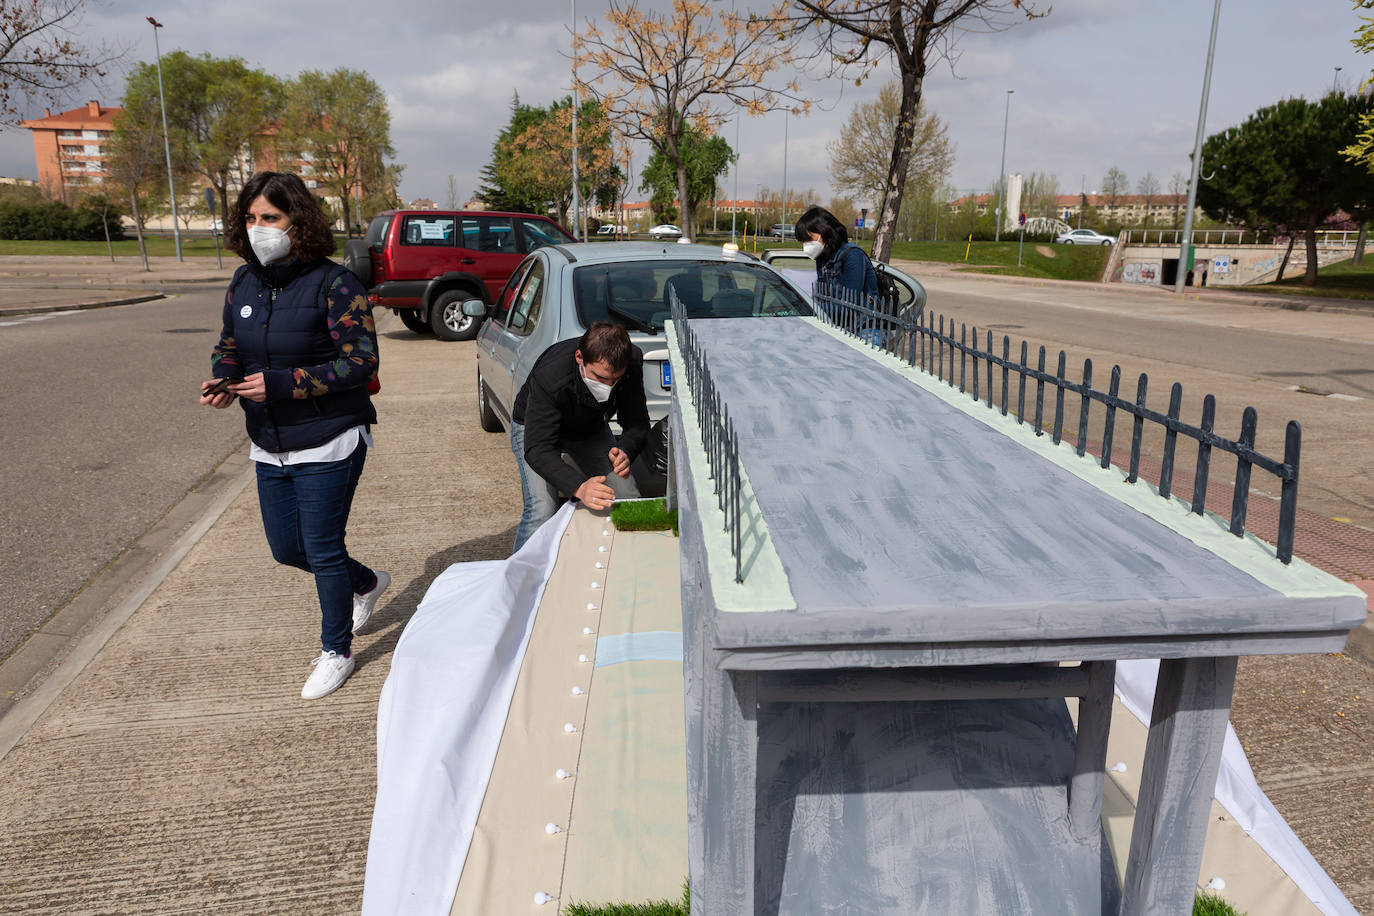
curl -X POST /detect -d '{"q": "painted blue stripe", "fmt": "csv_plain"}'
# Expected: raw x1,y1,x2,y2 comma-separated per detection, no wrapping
594,631,683,668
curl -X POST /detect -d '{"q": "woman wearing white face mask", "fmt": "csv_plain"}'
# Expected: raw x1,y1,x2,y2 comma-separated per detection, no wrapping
199,171,388,701
795,204,878,300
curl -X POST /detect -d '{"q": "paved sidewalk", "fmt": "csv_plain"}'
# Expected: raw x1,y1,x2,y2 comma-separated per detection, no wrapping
0,255,235,315
0,271,1368,912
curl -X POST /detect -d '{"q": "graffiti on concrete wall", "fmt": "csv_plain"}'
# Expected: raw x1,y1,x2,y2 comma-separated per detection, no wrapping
1121,261,1161,284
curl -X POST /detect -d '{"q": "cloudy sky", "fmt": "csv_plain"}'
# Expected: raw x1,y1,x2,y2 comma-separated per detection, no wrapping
0,0,1365,210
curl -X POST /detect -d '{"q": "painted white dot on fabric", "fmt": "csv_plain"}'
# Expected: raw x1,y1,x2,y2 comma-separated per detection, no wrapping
563,722,578,733
587,603,598,610
545,822,561,835
1204,878,1226,891
602,529,611,536
598,545,607,552
1109,762,1127,773
595,562,605,569
555,769,571,780
570,686,584,696
534,891,553,905
582,627,595,635
590,582,601,589
578,654,590,663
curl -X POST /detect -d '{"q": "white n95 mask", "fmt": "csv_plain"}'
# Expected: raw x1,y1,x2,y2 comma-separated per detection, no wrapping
582,374,614,403
801,240,824,259
248,226,292,264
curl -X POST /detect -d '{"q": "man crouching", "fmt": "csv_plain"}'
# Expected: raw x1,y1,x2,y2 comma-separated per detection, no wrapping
509,321,648,552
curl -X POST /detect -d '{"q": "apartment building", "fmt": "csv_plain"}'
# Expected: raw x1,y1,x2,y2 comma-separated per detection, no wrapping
19,101,118,202
948,192,1202,226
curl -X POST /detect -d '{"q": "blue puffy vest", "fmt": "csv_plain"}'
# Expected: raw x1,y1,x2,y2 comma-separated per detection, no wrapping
227,259,377,452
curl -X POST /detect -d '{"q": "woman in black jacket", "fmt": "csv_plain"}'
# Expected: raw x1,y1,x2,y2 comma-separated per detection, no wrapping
200,171,387,700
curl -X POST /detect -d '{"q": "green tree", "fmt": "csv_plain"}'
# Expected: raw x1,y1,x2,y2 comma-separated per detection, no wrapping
1199,92,1374,285
477,92,555,213
829,82,953,227
507,97,619,229
280,68,399,237
119,52,283,227
640,127,734,227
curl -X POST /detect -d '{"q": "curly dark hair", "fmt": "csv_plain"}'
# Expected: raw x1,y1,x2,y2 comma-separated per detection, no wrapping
226,171,336,264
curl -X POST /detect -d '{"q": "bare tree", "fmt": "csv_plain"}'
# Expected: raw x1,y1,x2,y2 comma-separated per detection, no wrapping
1168,170,1187,228
445,174,461,210
788,0,1042,262
1101,165,1129,213
829,81,952,219
1136,171,1160,226
577,0,808,240
104,97,165,270
0,0,122,124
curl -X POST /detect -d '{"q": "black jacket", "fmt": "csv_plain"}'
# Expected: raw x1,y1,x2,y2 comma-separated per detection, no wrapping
512,337,650,497
212,258,378,452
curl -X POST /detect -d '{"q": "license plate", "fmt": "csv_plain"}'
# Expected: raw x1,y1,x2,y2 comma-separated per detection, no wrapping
660,362,672,389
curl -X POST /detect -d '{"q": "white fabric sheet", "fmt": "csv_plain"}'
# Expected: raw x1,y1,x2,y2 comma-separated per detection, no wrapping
1114,660,1358,916
361,504,574,916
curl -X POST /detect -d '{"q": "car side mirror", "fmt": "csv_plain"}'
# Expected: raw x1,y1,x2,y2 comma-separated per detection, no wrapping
461,300,487,318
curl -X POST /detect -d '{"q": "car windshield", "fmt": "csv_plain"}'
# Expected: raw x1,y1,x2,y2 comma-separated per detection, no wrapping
573,260,813,332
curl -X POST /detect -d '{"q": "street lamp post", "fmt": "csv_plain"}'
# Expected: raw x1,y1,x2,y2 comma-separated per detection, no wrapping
731,110,740,241
1334,66,1343,93
781,112,789,237
146,16,182,261
1173,0,1222,295
570,0,581,240
995,90,1013,243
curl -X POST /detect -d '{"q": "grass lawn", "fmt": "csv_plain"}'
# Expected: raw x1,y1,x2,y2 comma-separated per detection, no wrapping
887,239,1112,282
0,234,355,258
610,497,678,535
1248,256,1374,301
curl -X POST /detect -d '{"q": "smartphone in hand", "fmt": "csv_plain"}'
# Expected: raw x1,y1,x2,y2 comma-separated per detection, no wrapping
204,377,242,396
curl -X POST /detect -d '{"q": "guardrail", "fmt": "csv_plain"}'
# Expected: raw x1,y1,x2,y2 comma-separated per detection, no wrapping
1120,228,1360,247
669,291,744,582
813,281,1301,563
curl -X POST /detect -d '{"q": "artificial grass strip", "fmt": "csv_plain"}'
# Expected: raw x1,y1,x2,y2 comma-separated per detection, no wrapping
1193,892,1245,916
611,498,679,535
563,883,689,916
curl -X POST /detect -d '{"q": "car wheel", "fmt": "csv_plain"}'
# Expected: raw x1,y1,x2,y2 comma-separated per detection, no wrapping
1101,239,1113,246
342,240,373,287
398,308,431,335
477,372,503,433
430,290,482,341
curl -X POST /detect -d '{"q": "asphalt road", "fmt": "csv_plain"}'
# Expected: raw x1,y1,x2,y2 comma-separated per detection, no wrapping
905,267,1374,529
0,288,248,663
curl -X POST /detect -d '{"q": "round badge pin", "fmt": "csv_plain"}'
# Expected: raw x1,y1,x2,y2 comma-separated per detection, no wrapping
239,305,252,319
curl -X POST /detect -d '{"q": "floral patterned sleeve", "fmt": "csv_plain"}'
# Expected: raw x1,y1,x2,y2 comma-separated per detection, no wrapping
263,273,380,401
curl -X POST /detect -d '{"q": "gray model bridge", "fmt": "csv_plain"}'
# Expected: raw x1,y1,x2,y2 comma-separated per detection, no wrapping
666,293,1366,915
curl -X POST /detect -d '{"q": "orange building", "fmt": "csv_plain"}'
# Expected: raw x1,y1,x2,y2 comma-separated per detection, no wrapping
19,101,121,202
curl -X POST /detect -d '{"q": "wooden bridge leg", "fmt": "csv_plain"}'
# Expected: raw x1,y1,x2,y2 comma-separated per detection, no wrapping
1069,660,1116,841
1121,656,1237,916
697,665,758,915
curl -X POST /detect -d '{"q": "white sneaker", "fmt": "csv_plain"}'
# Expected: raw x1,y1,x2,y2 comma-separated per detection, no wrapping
352,570,390,633
301,650,355,700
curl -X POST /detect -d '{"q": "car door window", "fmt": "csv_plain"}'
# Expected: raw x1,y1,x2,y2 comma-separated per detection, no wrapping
401,215,455,246
495,258,535,325
459,216,516,254
507,259,546,334
520,218,570,252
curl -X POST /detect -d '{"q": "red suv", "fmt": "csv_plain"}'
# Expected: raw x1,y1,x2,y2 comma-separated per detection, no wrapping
343,210,575,341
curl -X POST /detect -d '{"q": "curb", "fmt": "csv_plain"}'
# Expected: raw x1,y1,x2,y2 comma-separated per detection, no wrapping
0,293,167,318
0,446,253,762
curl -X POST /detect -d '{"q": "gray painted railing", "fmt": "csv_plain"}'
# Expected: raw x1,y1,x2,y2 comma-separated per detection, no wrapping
669,292,744,582
813,281,1302,564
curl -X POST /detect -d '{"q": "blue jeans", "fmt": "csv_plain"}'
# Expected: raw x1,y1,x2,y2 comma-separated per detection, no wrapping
256,442,374,655
510,421,640,553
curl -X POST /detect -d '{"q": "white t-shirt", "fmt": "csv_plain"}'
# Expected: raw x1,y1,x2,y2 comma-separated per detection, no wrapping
249,424,374,466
